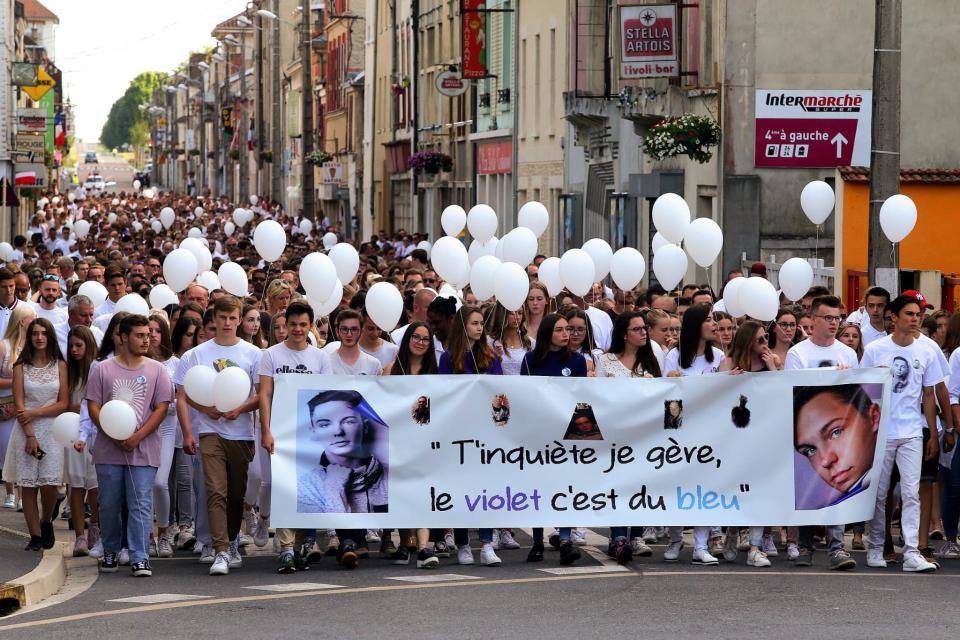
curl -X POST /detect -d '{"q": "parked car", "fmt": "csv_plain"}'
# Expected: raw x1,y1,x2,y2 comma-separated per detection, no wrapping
84,151,98,164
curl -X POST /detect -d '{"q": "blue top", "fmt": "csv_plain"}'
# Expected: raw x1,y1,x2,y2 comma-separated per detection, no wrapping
438,350,503,375
520,350,587,377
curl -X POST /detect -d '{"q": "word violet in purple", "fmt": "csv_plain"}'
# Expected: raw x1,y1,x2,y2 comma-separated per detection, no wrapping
464,487,543,512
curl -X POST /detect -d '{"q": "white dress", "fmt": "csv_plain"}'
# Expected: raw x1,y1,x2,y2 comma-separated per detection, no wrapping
11,362,64,487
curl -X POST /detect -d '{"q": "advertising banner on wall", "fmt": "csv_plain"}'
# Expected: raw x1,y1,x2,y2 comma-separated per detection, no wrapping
619,4,678,79
462,0,488,79
271,368,891,528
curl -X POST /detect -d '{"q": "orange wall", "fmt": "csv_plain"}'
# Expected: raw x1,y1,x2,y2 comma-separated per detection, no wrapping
842,181,960,276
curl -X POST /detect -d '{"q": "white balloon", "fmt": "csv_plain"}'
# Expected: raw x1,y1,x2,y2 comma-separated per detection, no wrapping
499,227,538,267
581,238,613,282
51,196,60,204
322,232,338,249
518,201,549,237
224,221,236,237
299,218,313,235
160,207,175,229
115,293,149,317
431,236,470,287
218,262,249,297
149,284,179,309
651,232,671,254
800,180,835,225
213,367,251,413
365,281,404,331
469,255,502,301
188,227,203,239
111,198,119,206
328,243,360,285
132,221,143,233
194,206,204,216
73,219,90,239
99,400,137,440
467,237,498,264
493,262,530,312
559,249,596,297
738,276,779,322
417,240,432,256
879,193,917,243
467,204,498,243
441,205,467,237
68,192,76,202
722,277,747,318
0,243,13,262
253,220,287,262
537,256,563,297
180,237,212,273
197,270,221,292
308,279,343,319
184,365,217,406
249,195,259,206
651,244,688,292
609,247,646,290
683,218,724,267
300,252,338,301
107,212,118,225
151,220,162,233
52,412,80,447
233,208,248,226
133,180,141,190
438,283,464,309
652,193,691,243
163,248,199,293
778,258,814,302
78,281,108,307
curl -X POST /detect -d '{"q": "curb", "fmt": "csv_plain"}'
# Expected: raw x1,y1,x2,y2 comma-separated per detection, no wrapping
0,541,70,615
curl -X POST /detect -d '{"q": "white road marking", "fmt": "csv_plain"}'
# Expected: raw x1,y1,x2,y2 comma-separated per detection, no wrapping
108,593,213,604
385,573,484,583
242,583,344,592
536,565,629,575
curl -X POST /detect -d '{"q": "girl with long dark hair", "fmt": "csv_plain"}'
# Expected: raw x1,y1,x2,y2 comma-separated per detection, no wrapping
65,326,99,557
719,320,782,373
485,303,533,377
562,307,602,375
768,307,801,365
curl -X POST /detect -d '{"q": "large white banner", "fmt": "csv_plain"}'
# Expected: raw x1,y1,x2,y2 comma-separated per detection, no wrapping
271,368,891,528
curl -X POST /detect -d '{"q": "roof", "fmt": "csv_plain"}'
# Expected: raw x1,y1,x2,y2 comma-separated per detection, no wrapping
212,12,255,38
839,166,960,184
22,0,58,22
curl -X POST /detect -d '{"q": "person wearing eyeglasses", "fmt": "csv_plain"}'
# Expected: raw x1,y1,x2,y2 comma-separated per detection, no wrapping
327,310,383,376
14,272,31,303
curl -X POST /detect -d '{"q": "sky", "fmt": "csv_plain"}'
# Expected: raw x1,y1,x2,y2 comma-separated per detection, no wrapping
41,0,242,142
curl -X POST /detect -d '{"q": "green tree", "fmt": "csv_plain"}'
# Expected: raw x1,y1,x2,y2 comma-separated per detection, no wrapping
100,71,167,149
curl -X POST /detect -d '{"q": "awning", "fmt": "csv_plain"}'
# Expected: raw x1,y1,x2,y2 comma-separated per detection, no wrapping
0,179,20,207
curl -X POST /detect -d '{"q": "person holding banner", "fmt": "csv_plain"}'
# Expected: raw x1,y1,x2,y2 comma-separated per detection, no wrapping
784,295,859,570
860,295,941,573
661,303,725,565
521,313,586,565
439,305,502,567
259,301,332,573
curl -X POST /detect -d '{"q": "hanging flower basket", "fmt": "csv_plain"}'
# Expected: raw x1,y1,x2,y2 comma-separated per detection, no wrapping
643,113,721,163
261,151,274,164
228,149,240,161
305,150,333,166
188,149,201,157
408,150,453,175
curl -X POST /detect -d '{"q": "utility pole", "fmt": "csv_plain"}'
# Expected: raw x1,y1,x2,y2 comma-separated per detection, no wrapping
256,13,265,197
301,5,315,220
199,72,207,192
240,31,249,203
867,0,901,284
271,0,282,205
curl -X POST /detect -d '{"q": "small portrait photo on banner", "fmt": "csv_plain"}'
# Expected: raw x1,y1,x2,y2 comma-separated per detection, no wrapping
793,383,882,510
491,394,510,426
412,395,430,425
563,403,603,441
296,389,389,513
664,400,683,430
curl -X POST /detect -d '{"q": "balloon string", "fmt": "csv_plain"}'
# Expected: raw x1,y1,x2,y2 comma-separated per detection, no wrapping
815,225,821,263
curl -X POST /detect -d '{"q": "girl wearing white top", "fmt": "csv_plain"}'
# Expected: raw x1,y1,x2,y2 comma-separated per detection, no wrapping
148,315,182,558
485,303,534,377
563,307,603,376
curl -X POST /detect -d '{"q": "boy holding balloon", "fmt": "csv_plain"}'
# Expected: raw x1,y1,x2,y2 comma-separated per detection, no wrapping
87,314,173,577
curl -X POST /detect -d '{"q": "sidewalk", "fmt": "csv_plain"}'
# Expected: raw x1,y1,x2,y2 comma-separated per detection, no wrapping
0,506,37,584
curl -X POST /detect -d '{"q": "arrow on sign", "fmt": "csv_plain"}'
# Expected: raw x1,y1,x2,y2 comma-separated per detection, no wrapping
830,133,848,158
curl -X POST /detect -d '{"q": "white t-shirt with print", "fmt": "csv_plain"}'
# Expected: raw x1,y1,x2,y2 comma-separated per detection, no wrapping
663,346,725,376
327,349,383,376
861,335,944,439
259,342,332,379
784,339,859,371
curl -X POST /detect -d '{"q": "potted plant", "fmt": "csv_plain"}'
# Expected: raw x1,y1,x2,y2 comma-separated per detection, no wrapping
188,148,201,157
408,150,453,175
642,113,721,163
305,150,333,166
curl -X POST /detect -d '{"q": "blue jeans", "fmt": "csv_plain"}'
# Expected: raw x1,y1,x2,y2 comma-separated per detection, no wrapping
941,445,960,539
97,464,157,564
532,527,571,544
454,528,494,545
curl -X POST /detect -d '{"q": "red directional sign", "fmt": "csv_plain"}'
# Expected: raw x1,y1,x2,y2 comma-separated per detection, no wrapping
755,118,858,168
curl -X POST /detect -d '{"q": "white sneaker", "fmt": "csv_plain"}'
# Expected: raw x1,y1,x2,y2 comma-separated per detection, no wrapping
691,547,719,566
737,529,750,552
747,548,771,567
762,534,779,557
254,516,270,548
240,510,257,546
491,529,500,549
787,543,800,561
630,537,653,557
228,541,242,569
118,548,130,566
209,551,230,575
480,543,501,566
902,552,937,573
157,534,174,558
444,531,456,550
199,544,216,564
457,544,475,565
498,530,520,550
2,494,15,509
571,529,588,546
937,541,960,559
365,529,381,543
193,540,204,554
866,549,888,568
641,527,658,544
663,540,684,562
722,533,738,562
89,540,104,559
238,531,253,547
325,534,339,554
149,537,159,557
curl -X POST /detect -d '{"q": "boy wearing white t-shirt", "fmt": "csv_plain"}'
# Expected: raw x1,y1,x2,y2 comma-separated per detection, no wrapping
860,295,941,573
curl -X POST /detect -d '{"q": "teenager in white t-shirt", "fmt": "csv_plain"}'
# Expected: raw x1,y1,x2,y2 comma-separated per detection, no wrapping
661,303,724,566
860,295,941,573
849,286,890,347
258,301,331,574
328,310,383,376
358,311,399,370
784,295,858,570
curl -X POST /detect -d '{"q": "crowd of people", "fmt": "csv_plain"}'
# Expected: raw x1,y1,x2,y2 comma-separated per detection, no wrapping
0,185,957,579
